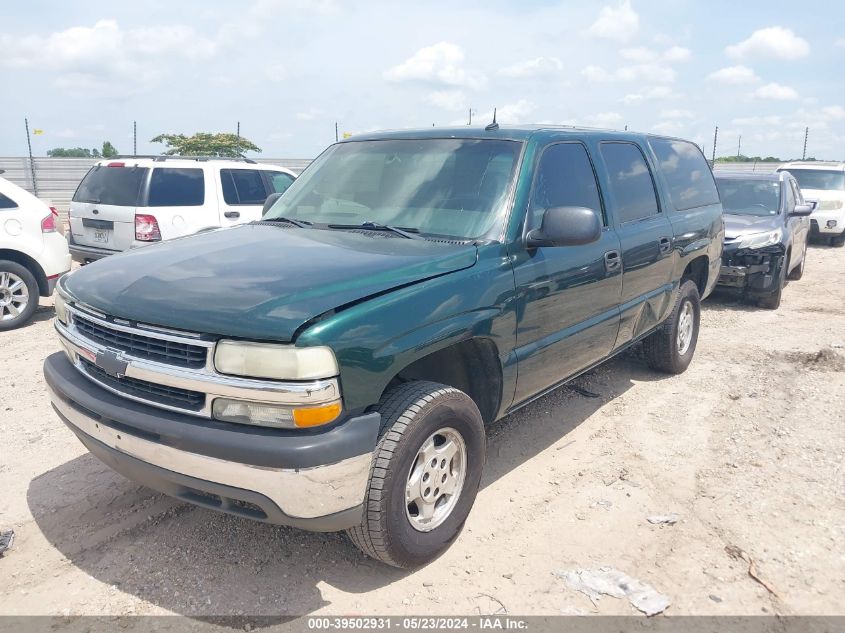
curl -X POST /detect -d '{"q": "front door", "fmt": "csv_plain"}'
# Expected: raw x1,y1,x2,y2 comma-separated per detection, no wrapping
595,141,675,347
218,168,273,227
511,141,623,404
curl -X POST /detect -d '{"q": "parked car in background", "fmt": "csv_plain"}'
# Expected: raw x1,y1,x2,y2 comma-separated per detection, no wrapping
715,171,814,309
0,173,71,330
45,126,723,568
777,161,845,247
68,156,297,263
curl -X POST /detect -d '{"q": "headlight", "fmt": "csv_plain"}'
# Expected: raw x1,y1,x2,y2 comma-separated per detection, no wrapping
819,200,844,211
736,229,782,250
214,341,338,380
212,398,342,429
54,290,68,324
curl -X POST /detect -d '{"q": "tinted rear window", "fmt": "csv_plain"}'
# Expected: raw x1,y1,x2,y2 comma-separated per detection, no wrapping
0,192,17,209
73,166,148,206
782,169,845,191
148,168,205,207
221,169,268,205
649,138,720,211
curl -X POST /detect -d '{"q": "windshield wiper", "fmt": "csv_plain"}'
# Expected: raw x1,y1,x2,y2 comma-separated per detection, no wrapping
262,216,312,229
328,222,424,240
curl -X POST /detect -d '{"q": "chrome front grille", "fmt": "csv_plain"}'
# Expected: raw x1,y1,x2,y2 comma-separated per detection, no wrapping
80,359,205,411
74,314,208,368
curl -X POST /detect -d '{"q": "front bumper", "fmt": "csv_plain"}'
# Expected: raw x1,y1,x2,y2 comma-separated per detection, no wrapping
717,246,785,295
44,352,381,531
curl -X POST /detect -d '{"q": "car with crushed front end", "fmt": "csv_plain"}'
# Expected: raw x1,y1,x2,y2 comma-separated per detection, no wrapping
714,171,814,309
44,126,723,568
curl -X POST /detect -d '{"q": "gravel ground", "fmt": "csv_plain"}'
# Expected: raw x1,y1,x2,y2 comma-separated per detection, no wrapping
0,244,843,618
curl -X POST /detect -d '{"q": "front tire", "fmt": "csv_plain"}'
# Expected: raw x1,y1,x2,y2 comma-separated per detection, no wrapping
643,279,701,374
787,248,805,280
0,261,39,331
757,257,787,310
347,381,486,568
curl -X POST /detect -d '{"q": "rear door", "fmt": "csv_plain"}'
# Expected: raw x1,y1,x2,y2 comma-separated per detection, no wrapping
69,163,148,252
218,168,273,227
595,141,675,347
144,167,209,238
787,178,810,258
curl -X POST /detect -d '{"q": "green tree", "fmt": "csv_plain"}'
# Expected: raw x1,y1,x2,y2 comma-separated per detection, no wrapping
101,141,118,158
149,132,261,157
47,147,93,157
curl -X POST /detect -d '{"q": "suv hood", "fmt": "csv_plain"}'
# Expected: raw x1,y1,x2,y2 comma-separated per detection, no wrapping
64,224,478,341
723,213,781,240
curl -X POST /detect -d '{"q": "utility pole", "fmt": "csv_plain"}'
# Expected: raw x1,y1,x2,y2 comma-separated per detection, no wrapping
24,118,37,196
133,121,137,156
712,125,718,164
802,127,808,160
737,135,742,158
468,108,472,126
236,121,241,155
335,122,339,143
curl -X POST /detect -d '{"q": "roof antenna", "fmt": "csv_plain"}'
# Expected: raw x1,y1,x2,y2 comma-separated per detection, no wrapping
485,108,499,131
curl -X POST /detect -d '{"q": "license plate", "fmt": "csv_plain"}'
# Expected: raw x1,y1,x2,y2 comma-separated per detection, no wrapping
93,229,109,243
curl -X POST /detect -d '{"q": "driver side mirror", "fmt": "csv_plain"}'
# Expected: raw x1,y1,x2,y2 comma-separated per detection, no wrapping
527,206,603,248
262,192,284,215
790,202,815,217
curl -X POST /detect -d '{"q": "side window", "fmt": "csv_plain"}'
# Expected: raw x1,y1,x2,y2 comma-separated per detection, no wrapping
785,180,796,212
648,138,720,211
147,168,204,207
529,143,603,229
599,142,660,223
221,169,268,205
0,192,17,209
790,180,803,205
267,171,295,195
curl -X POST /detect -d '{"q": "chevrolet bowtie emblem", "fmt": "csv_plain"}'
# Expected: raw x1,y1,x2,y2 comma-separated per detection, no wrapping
96,349,128,378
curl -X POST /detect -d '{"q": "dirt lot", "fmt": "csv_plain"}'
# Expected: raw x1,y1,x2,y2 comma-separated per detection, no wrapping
1,244,843,619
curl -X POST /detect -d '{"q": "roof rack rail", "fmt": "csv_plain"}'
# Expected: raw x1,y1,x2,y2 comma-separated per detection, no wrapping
109,155,258,164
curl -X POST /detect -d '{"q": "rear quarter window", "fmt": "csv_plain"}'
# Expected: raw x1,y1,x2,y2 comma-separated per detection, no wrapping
0,192,17,209
147,168,205,207
267,171,296,195
73,165,148,206
649,137,720,211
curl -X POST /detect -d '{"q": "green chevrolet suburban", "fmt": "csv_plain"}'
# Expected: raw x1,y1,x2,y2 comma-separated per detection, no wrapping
45,126,723,568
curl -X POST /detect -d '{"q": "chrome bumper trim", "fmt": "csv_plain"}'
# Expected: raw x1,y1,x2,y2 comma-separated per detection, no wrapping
49,384,371,519
55,320,340,417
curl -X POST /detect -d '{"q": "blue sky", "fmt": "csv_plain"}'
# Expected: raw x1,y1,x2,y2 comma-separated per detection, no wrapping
1,0,843,159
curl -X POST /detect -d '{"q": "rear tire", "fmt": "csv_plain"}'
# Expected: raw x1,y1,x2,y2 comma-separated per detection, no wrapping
643,279,701,374
347,381,486,568
0,261,39,331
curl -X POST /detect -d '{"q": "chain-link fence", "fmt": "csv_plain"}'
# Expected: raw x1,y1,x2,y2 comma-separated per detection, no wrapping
0,157,312,214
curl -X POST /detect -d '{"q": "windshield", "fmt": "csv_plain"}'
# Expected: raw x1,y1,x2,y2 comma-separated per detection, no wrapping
264,138,521,239
784,169,845,191
716,178,781,216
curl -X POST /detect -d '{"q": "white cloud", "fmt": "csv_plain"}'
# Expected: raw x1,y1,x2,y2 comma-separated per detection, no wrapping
837,38,845,48
295,108,322,121
726,26,810,60
582,63,675,83
620,45,690,63
427,90,466,110
384,42,486,90
265,63,287,82
499,56,562,78
753,82,799,101
660,109,694,119
622,86,677,105
822,105,845,120
476,100,536,124
580,111,624,128
588,0,639,42
732,115,783,126
651,121,683,134
706,65,760,85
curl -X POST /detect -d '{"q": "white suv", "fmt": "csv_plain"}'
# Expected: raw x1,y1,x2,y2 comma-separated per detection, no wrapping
68,156,297,263
778,162,845,247
0,174,72,330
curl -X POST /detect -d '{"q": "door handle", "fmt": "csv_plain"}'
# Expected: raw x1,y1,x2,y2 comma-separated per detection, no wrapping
604,250,621,273
658,236,672,254
224,211,240,219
